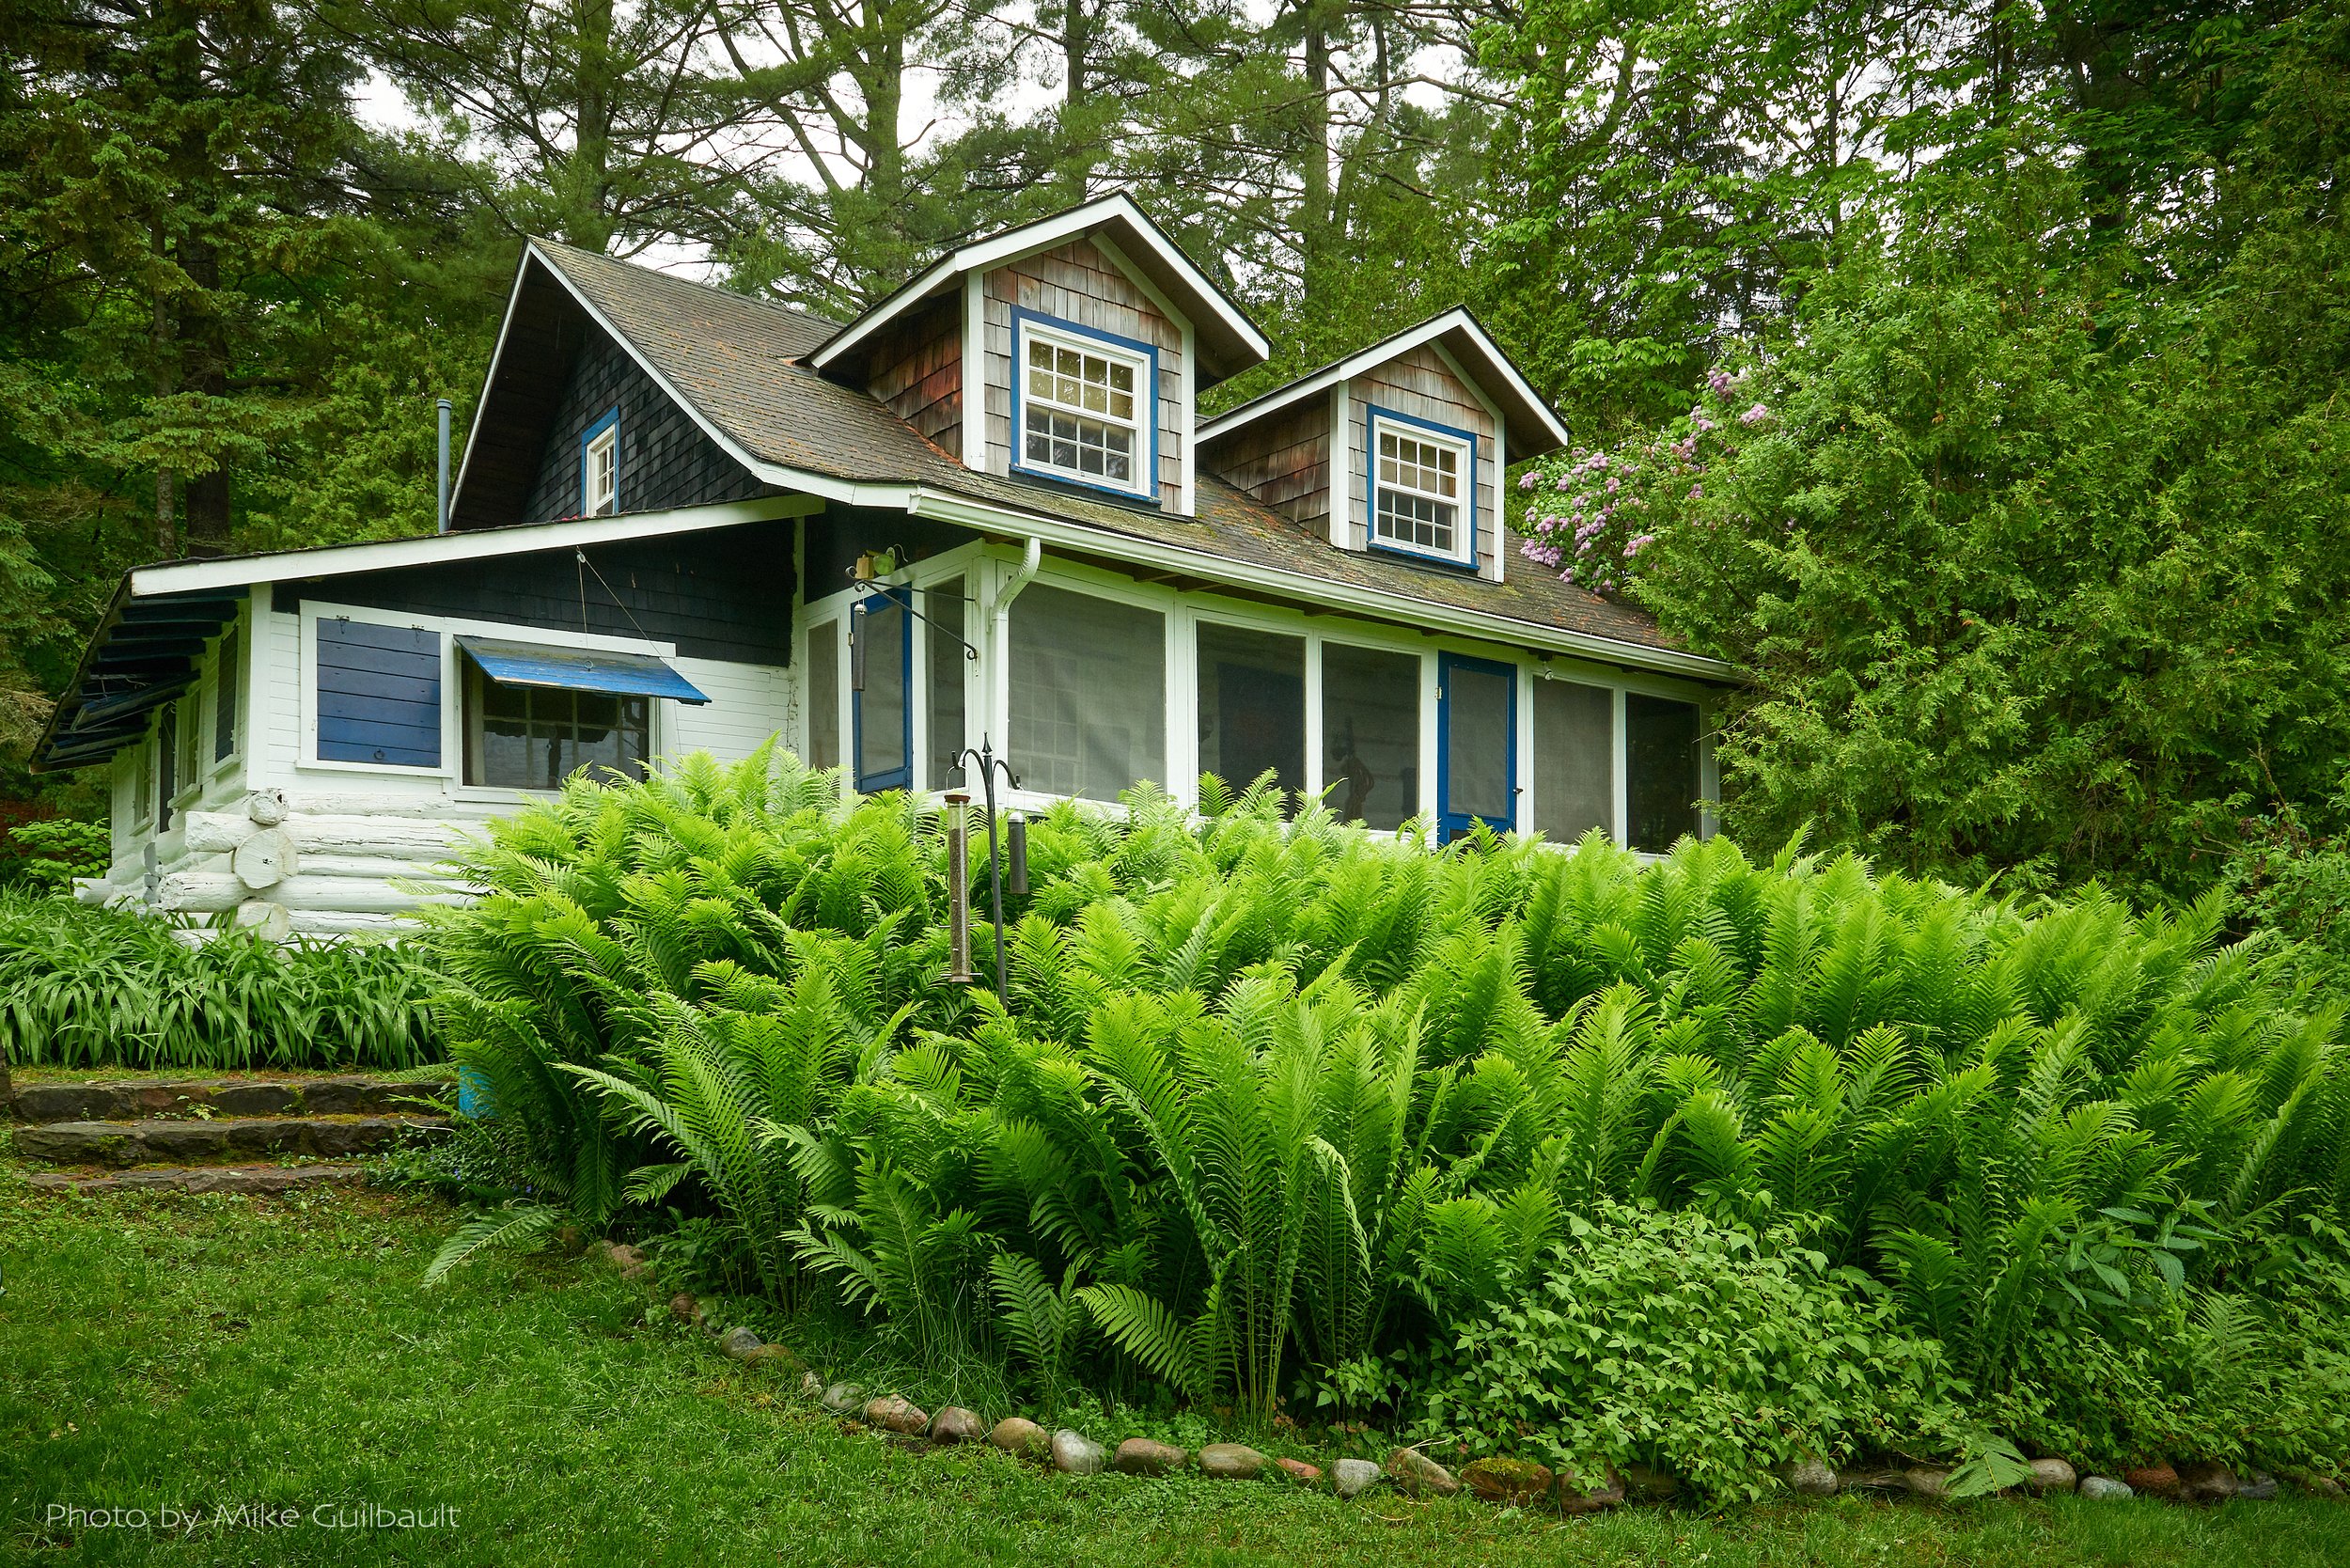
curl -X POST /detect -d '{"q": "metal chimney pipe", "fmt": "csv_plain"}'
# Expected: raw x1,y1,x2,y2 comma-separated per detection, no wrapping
435,398,453,534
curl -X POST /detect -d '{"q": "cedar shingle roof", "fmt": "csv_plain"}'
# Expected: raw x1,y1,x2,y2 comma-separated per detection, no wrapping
531,240,1704,667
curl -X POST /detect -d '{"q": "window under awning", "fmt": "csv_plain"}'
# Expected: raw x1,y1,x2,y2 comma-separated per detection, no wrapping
456,636,712,705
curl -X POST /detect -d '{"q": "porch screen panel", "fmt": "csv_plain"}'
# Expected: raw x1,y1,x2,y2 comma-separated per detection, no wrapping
927,577,966,789
1196,622,1304,808
854,593,910,789
807,620,840,771
1533,680,1614,845
1627,694,1701,852
1322,644,1418,830
1010,583,1165,802
1444,663,1513,825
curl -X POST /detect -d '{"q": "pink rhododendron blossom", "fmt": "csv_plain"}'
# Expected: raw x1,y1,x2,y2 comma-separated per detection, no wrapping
1740,402,1770,426
1518,472,1539,492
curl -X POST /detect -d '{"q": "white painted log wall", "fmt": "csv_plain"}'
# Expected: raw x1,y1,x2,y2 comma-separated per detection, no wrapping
82,582,801,937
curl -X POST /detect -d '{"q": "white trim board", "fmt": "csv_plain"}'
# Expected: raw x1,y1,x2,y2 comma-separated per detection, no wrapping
808,192,1270,376
1197,307,1571,453
129,495,820,600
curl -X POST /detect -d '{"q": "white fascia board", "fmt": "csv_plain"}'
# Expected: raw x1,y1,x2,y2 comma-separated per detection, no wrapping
1198,308,1571,452
898,484,1736,681
129,495,822,600
811,193,1268,374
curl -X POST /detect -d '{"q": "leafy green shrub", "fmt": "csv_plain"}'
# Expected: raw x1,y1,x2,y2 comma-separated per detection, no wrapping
0,887,437,1070
417,743,2350,1481
0,818,108,891
1412,1203,1960,1499
2220,785,2350,999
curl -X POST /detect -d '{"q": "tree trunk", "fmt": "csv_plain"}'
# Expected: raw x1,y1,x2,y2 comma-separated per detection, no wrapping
1298,0,1335,307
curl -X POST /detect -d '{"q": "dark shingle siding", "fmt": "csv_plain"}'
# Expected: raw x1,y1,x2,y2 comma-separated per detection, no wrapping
521,331,767,522
284,521,797,666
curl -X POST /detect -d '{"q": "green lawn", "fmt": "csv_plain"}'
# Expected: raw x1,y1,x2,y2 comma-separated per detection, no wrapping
4,1170,2346,1568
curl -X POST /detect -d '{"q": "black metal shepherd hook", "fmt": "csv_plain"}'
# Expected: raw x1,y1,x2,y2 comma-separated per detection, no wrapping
946,736,1026,1005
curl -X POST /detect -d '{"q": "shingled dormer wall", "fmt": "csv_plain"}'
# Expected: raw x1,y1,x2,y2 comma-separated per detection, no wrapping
1201,339,1506,584
976,238,1189,515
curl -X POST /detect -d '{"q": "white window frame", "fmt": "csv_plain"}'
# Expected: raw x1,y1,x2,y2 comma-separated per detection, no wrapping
297,600,677,789
1366,411,1476,569
583,418,619,517
1010,312,1156,502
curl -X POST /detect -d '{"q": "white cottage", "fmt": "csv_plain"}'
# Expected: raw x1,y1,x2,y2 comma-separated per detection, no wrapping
36,193,1732,937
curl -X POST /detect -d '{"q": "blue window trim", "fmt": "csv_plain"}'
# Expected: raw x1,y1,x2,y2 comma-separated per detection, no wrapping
851,588,915,793
1009,307,1159,504
1364,404,1479,572
579,406,620,516
1436,651,1516,841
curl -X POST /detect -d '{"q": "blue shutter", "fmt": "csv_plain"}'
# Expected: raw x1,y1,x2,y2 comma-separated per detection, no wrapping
316,619,442,767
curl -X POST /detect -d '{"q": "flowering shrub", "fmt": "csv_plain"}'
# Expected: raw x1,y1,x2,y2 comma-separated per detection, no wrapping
1512,367,1768,596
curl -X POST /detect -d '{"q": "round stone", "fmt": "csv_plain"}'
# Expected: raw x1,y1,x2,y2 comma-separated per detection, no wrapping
820,1381,866,1415
1384,1448,1459,1498
2079,1476,2136,1501
1276,1457,1323,1485
1198,1443,1268,1480
930,1406,985,1445
1461,1457,1552,1507
1779,1458,1839,1497
718,1325,761,1359
989,1417,1050,1460
863,1395,930,1435
1051,1430,1104,1475
1333,1458,1383,1498
1112,1438,1186,1476
2025,1458,2077,1494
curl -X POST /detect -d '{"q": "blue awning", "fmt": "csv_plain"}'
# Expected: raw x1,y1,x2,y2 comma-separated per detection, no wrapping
456,636,712,705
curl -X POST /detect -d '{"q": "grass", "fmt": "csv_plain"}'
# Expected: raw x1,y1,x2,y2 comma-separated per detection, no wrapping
4,1170,2348,1567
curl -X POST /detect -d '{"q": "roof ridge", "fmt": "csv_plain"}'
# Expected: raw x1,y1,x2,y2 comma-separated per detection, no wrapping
528,235,843,333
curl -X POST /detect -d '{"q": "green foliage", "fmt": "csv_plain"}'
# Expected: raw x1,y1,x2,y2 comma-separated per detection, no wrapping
0,816,106,890
1413,1203,1960,1501
2220,781,2350,999
0,887,436,1069
425,747,2350,1482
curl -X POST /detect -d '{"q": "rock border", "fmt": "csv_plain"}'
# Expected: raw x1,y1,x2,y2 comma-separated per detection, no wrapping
651,1288,2340,1513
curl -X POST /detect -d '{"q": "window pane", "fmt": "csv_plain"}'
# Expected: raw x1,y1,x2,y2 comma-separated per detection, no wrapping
1627,695,1701,852
1322,644,1418,830
807,620,840,771
1444,663,1513,825
213,632,238,761
854,594,909,787
1197,623,1304,808
927,578,966,790
1010,583,1165,803
1533,680,1614,844
462,667,649,789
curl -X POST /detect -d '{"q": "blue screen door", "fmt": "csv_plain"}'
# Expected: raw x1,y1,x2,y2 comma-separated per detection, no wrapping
852,588,914,792
1437,652,1516,840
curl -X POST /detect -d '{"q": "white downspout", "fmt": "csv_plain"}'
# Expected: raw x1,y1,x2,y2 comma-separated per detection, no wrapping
986,537,1042,748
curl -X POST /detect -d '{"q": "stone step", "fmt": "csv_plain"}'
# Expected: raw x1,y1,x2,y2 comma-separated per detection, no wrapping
25,1162,368,1196
10,1114,447,1168
9,1073,451,1124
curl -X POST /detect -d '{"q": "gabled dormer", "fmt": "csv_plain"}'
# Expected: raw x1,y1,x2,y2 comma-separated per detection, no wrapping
1197,310,1570,584
807,193,1268,517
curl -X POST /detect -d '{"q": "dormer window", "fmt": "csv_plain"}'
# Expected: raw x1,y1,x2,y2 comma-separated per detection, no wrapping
1369,410,1474,567
582,411,619,516
1014,312,1155,500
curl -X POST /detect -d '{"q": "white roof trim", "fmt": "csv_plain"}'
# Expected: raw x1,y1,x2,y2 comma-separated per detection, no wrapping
1197,308,1571,450
129,495,821,599
808,192,1269,372
895,487,1733,681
